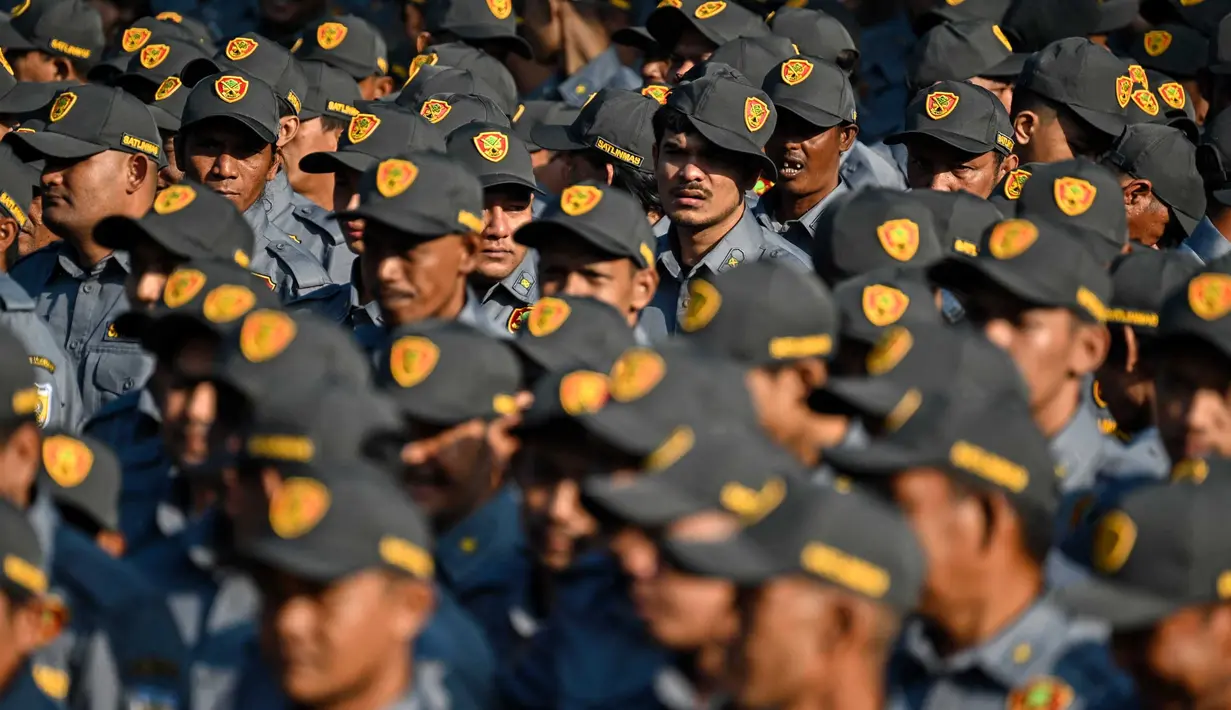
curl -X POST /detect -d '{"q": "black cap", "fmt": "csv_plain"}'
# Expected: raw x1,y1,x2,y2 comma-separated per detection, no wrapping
336,151,484,237
910,20,1024,90
647,0,770,53
417,91,508,136
833,267,944,345
0,497,45,601
241,475,435,582
0,77,68,118
911,188,1004,258
1157,263,1231,359
1094,0,1139,34
762,55,856,129
5,0,103,67
812,189,946,286
1100,123,1205,237
1015,37,1131,139
679,261,838,365
531,88,659,174
445,120,539,192
0,325,40,427
661,477,925,613
115,15,208,59
990,162,1035,208
916,0,1009,25
1013,158,1127,262
424,0,533,59
887,80,1015,157
510,296,638,374
5,84,162,162
1130,24,1207,79
1173,0,1231,37
929,217,1113,324
300,102,445,175
664,69,777,178
766,7,858,67
396,66,501,113
243,383,403,470
1054,478,1231,631
147,72,189,131
376,320,521,425
0,144,33,230
95,181,255,267
179,70,281,145
612,25,662,56
1000,0,1100,52
416,42,518,116
113,38,211,102
1199,107,1231,207
1146,70,1199,144
181,34,308,116
1106,248,1201,336
702,35,794,86
40,432,120,532
294,15,389,79
515,181,656,268
296,60,362,121
511,100,576,150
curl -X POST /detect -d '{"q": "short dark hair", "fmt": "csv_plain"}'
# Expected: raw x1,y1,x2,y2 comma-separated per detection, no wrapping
318,114,349,134
1011,88,1113,159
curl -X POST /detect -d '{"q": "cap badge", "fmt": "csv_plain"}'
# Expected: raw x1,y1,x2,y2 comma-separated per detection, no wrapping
506,305,531,333
163,268,207,308
269,477,331,539
225,37,259,61
1171,458,1210,484
140,43,170,69
744,96,770,132
239,310,298,363
528,297,572,336
641,84,670,104
991,24,1012,51
1158,82,1186,110
347,113,381,144
781,58,813,86
1128,64,1148,90
121,27,151,52
987,219,1039,259
203,285,257,323
1188,273,1231,321
695,0,725,17
419,98,451,124
862,285,910,327
680,279,722,332
1143,30,1172,56
875,218,920,261
215,75,250,103
0,49,11,77
1003,168,1031,199
375,158,419,198
1116,76,1132,108
924,91,959,120
156,11,183,21
1092,509,1136,573
1131,89,1159,116
316,21,348,49
42,435,93,489
406,52,438,83
473,131,510,162
609,348,667,402
154,76,182,101
657,0,682,7
560,184,603,215
1053,177,1097,217
487,0,512,19
389,336,440,387
48,92,77,122
559,370,609,415
867,327,912,375
1007,677,1076,710
154,184,196,214
721,478,785,524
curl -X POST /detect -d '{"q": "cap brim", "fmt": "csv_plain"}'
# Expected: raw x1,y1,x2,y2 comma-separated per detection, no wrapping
0,20,33,50
821,376,910,419
928,256,1059,310
822,441,941,477
442,25,533,59
299,149,378,175
5,130,107,160
611,27,659,54
582,476,707,528
775,101,844,130
980,54,1027,80
1068,104,1128,139
685,114,777,181
581,403,672,458
661,536,786,584
243,536,360,584
332,202,458,238
94,214,217,260
0,82,64,115
529,122,588,152
1053,577,1187,631
515,219,641,263
885,128,994,156
148,104,181,133
478,172,543,193
180,113,278,145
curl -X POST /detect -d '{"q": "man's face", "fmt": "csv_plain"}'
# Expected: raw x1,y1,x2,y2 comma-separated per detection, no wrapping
1095,327,1155,435
283,117,342,201
400,419,494,528
765,114,849,199
744,365,831,450
733,578,832,709
181,118,277,213
515,443,622,569
475,186,533,282
155,337,220,470
127,239,183,309
905,137,1006,197
656,129,746,229
362,222,474,327
969,76,1013,113
0,592,42,675
538,240,640,322
1154,344,1231,462
8,50,59,82
1112,608,1223,710
332,168,364,254
17,194,57,258
668,27,716,83
159,132,184,190
41,150,135,242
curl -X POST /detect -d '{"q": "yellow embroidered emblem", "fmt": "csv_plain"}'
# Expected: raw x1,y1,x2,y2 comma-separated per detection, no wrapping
153,184,196,214
42,435,93,488
389,336,440,387
781,58,813,86
316,21,348,49
875,219,920,261
695,0,726,17
376,158,419,198
988,219,1039,259
1054,177,1097,216
225,37,259,60
154,76,182,101
486,0,512,19
1188,273,1231,321
1144,30,1172,56
1116,75,1132,108
162,268,207,308
1003,168,1031,199
203,285,257,323
473,131,510,162
214,75,249,103
1158,82,1186,110
862,285,909,327
406,52,438,82
744,96,770,132
1129,64,1148,89
560,184,603,215
609,348,667,402
139,43,170,69
347,113,381,143
121,27,151,52
1006,677,1076,710
1131,89,1159,116
680,279,722,332
528,297,572,337
641,84,670,104
558,370,609,415
269,478,331,539
925,91,959,120
420,98,451,124
867,327,913,375
239,310,298,363
49,92,76,122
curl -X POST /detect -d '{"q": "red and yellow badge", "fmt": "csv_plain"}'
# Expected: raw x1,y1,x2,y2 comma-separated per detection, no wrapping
225,36,259,61
42,435,93,489
154,76,182,101
1129,64,1148,89
162,268,207,309
680,279,722,332
657,0,682,7
641,84,670,105
316,21,348,49
1053,177,1097,217
487,0,512,19
1003,168,1031,200
1188,273,1231,321
1131,88,1159,116
559,371,609,415
420,98,451,124
48,92,76,122
924,91,959,120
506,305,532,333
389,336,440,387
609,348,667,402
1116,75,1132,108
214,75,250,103
154,184,196,214
875,219,920,262
1143,29,1172,56
473,130,510,162
406,52,438,83
988,219,1039,259
781,58,813,86
139,43,170,69
867,327,913,376
156,10,183,21
560,184,603,215
528,297,572,337
744,96,770,132
203,285,257,323
269,477,331,539
375,158,419,198
1007,676,1075,710
862,285,910,327
121,26,151,52
347,113,381,144
1159,82,1186,110
695,0,726,17
239,310,298,363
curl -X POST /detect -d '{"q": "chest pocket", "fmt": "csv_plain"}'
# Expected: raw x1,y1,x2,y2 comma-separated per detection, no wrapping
88,349,153,412
265,241,330,296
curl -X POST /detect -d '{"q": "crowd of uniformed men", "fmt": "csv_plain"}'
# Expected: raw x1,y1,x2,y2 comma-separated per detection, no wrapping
0,0,1231,707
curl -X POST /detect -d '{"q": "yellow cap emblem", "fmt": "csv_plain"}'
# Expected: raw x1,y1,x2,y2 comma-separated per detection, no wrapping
1003,168,1031,199
153,184,196,214
203,285,257,323
406,52,438,83
239,310,298,363
1092,510,1136,573
42,435,93,489
49,92,76,122
487,0,512,18
269,477,331,539
121,27,151,52
154,76,182,101
389,336,440,387
862,285,909,327
695,0,725,17
420,98,452,124
1188,273,1231,321
867,327,913,375
316,21,348,49
163,268,207,308
1129,64,1148,89
925,91,959,120
609,348,667,402
473,131,510,162
987,219,1039,259
375,158,419,198
1158,82,1186,110
1054,177,1097,217
528,297,572,337
875,219,920,261
1131,89,1159,116
1116,75,1132,108
560,184,603,216
214,75,249,103
347,113,381,144
991,24,1012,51
225,37,259,60
140,43,170,69
641,84,670,105
1007,677,1076,710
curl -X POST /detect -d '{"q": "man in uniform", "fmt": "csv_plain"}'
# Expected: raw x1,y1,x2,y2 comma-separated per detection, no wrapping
1,0,104,83
0,497,60,708
811,188,945,287
1013,158,1129,263
295,15,395,100
37,432,124,557
1188,107,1231,262
8,84,162,416
1098,123,1205,249
910,20,1025,112
643,0,768,83
645,70,809,334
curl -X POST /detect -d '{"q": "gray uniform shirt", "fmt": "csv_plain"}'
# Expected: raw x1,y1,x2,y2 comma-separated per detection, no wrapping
265,170,354,284
752,179,851,253
243,197,334,302
477,249,539,336
0,273,84,431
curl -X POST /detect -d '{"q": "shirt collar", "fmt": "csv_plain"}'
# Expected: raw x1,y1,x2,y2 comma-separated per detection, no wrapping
658,205,761,280
266,170,295,216
54,242,132,280
1180,217,1231,262
755,179,849,236
485,249,539,305
1050,405,1107,491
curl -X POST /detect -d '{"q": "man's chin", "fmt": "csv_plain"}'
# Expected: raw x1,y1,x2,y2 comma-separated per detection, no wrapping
475,260,517,282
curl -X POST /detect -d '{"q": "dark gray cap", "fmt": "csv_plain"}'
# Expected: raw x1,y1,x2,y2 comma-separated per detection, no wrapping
664,69,778,178
181,34,308,116
424,0,533,59
703,35,795,86
1000,0,1100,52
5,84,162,162
417,91,509,136
1157,261,1231,360
646,0,770,53
296,59,362,121
812,189,946,286
1014,158,1128,263
0,497,44,600
417,42,518,116
510,296,638,375
178,70,281,145
445,120,539,192
530,88,659,175
334,151,484,238
910,20,1025,90
1199,106,1231,207
294,15,389,80
911,188,1004,258
887,80,1015,156
766,7,858,68
516,181,656,267
300,101,445,175
762,55,856,129
1100,123,1205,238
40,431,121,532
1014,37,1131,139
4,0,104,67
832,267,944,346
1129,24,1207,79
1106,247,1202,336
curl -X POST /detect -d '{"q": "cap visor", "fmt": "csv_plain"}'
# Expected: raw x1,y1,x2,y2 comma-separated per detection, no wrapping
478,172,543,193
686,115,777,181
822,441,941,477
443,25,533,59
299,150,378,175
94,215,215,260
515,219,638,261
529,122,588,152
661,536,785,584
180,113,277,145
822,376,910,419
0,82,67,115
612,27,659,53
582,403,672,458
582,476,706,528
0,20,33,50
1068,104,1128,139
980,54,1027,80
6,130,107,160
885,128,993,155
776,101,844,130
179,57,229,88
243,537,358,584
1053,577,1186,631
333,202,457,238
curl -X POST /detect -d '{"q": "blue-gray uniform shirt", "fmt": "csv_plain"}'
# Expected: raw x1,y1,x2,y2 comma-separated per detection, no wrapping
0,272,85,432
477,250,539,336
1179,217,1231,263
844,141,910,191
855,13,914,144
0,662,62,709
752,180,851,252
243,197,334,302
10,243,153,417
645,207,811,334
556,47,642,107
265,170,354,284
887,596,1137,710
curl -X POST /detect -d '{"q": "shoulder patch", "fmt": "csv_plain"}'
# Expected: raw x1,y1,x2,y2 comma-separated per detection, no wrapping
1006,676,1074,710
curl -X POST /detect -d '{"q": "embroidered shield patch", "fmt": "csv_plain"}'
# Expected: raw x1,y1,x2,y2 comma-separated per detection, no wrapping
203,285,257,323
420,98,451,124
681,279,722,332
559,371,609,415
316,21,348,49
744,97,770,132
269,478,331,539
1003,168,1031,199
376,159,419,198
140,43,169,69
406,52,438,82
695,0,726,17
862,285,909,327
875,219,920,261
1129,64,1148,89
163,268,207,308
1116,75,1132,108
389,336,440,387
781,58,813,86
225,37,259,60
1188,273,1231,321
987,219,1039,259
1053,177,1097,216
1144,30,1172,56
1007,677,1076,710
154,76,182,101
641,84,670,104
560,184,603,215
347,113,381,144
1131,89,1159,116
867,327,913,376
925,91,959,120
1158,82,1186,110
609,348,667,402
239,310,298,363
487,0,512,18
528,297,572,337
121,27,151,52
214,75,249,103
42,435,93,488
473,131,510,162
49,92,76,122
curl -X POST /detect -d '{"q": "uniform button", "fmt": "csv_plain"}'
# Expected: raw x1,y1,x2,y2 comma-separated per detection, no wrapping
69,340,81,351
82,284,93,294
123,378,134,390
276,243,285,251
